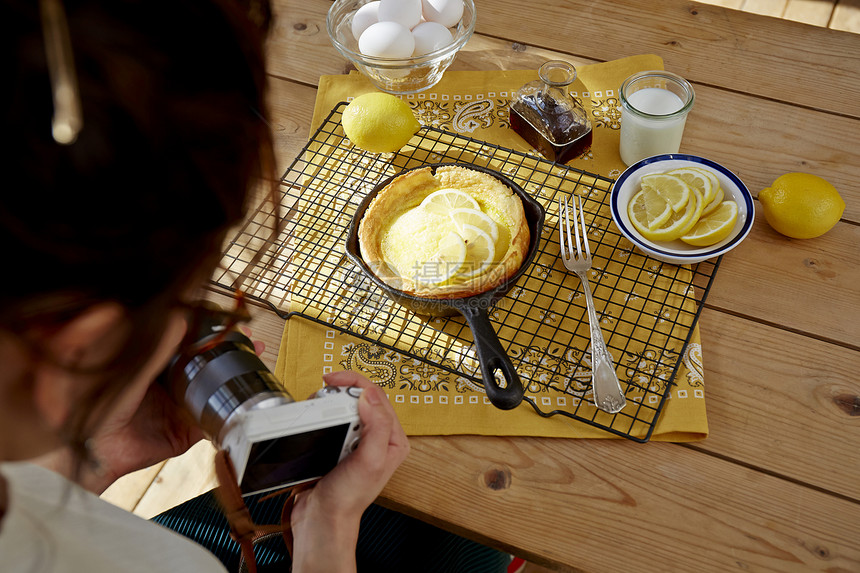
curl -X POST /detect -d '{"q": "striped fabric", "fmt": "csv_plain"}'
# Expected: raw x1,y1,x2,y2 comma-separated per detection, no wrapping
152,491,510,572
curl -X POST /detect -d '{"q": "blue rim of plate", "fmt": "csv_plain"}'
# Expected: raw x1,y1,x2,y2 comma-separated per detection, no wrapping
610,153,755,262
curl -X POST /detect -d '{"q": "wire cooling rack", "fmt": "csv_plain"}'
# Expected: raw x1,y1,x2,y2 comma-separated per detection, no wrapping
212,102,720,442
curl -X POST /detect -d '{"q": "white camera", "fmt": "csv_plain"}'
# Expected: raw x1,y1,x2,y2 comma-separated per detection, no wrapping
162,309,362,496
221,386,362,495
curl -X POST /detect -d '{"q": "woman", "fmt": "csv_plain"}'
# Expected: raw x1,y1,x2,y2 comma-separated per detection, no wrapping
1,1,517,570
0,0,408,571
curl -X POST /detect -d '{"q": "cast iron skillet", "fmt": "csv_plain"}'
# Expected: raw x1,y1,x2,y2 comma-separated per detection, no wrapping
345,163,545,410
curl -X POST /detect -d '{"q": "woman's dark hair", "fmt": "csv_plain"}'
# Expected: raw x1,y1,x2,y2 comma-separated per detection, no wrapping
1,0,275,463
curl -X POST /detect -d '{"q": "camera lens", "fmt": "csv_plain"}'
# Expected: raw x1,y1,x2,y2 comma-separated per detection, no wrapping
165,317,293,443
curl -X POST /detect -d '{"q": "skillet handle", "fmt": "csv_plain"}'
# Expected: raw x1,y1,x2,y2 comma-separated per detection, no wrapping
459,304,524,410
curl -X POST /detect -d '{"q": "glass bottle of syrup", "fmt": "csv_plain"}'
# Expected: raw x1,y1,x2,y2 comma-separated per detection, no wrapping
509,60,593,164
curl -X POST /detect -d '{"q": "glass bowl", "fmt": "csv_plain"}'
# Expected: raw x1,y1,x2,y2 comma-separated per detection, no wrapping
327,0,476,95
610,154,755,265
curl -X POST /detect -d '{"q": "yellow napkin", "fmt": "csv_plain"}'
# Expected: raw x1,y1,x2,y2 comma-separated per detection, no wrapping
274,54,708,441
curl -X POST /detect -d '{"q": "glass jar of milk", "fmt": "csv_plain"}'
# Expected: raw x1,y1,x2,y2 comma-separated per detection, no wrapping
619,71,695,166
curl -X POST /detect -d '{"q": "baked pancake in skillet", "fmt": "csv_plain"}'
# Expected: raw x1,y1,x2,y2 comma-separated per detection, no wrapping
358,165,530,298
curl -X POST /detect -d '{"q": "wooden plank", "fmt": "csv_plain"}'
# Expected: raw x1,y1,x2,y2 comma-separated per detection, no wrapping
440,35,599,74
266,75,320,174
266,0,351,86
704,0,745,7
132,441,219,519
270,0,860,117
100,462,165,511
784,0,835,26
692,309,860,499
743,0,789,17
707,219,860,347
522,563,556,573
381,434,860,572
831,0,860,32
472,0,860,117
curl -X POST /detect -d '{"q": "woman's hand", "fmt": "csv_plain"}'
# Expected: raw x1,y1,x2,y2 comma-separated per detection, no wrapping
80,381,205,494
290,370,410,573
35,312,204,494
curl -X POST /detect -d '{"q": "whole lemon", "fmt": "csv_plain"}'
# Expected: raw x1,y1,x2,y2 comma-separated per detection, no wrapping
341,92,421,153
758,173,845,239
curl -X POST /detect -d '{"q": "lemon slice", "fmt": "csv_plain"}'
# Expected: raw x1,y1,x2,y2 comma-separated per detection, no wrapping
413,231,466,285
627,187,673,233
681,200,739,246
668,167,716,205
457,223,496,279
629,187,702,242
700,182,725,217
641,173,691,213
689,166,721,202
677,187,705,237
449,207,499,242
421,188,479,215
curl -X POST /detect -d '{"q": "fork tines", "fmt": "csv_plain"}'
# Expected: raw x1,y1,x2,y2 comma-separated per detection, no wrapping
558,195,590,262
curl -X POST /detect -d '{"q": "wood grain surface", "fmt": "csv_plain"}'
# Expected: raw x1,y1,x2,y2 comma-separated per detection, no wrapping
101,1,860,571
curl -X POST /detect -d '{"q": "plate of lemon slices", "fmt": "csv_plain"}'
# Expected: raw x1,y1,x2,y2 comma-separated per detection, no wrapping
610,154,755,265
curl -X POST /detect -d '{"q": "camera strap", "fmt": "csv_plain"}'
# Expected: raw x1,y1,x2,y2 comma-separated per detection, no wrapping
213,449,312,573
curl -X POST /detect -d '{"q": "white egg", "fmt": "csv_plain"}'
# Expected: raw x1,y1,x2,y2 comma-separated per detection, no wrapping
351,1,381,41
421,0,464,27
378,0,422,30
411,21,454,56
358,21,415,58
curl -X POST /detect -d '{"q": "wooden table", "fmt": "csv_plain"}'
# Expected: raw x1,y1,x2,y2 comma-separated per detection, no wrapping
103,1,860,571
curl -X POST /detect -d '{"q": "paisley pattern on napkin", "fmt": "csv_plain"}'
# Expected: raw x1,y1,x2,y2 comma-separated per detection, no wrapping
274,54,709,441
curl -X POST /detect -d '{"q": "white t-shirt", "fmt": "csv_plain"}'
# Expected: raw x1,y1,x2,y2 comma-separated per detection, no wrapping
0,462,227,572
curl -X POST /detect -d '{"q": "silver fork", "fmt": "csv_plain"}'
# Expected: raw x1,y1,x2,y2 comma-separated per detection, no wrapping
559,195,627,414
